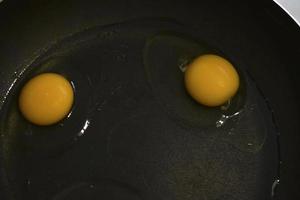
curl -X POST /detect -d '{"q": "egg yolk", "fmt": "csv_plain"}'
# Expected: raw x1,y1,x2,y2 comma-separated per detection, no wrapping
19,73,74,125
184,54,239,107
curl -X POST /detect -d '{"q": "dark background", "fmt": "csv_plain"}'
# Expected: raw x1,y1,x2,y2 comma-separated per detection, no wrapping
0,0,299,199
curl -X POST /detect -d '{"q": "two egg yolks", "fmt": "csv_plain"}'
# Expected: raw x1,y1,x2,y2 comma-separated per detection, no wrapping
18,54,238,125
184,54,239,107
19,73,74,126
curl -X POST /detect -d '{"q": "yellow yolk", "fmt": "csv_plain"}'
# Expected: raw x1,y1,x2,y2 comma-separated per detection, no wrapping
19,73,74,125
184,54,239,107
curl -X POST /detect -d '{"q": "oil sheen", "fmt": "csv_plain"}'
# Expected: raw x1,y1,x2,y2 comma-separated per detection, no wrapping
0,19,280,200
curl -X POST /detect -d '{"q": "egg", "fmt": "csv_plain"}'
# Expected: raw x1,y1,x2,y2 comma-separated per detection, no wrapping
184,54,239,107
19,73,74,125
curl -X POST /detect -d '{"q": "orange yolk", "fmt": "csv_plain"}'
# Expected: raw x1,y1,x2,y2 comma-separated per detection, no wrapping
19,73,74,125
184,54,239,107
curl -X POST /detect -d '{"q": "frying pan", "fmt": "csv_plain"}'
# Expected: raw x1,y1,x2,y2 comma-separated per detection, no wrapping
0,0,299,199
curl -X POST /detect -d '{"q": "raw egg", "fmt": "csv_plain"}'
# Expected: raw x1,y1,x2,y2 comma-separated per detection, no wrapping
19,73,74,125
184,54,239,107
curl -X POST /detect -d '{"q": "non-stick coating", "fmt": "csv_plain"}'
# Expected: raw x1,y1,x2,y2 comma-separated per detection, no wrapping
0,0,299,200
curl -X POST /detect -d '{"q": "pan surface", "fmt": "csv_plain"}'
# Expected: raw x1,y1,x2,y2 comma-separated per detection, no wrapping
0,0,299,200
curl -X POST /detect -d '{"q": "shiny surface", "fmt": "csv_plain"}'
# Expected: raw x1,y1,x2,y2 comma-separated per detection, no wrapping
274,0,300,26
184,54,239,107
19,73,74,125
0,0,299,199
0,20,278,200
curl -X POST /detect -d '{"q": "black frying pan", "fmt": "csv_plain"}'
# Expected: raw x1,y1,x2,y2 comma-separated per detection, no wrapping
0,0,299,200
